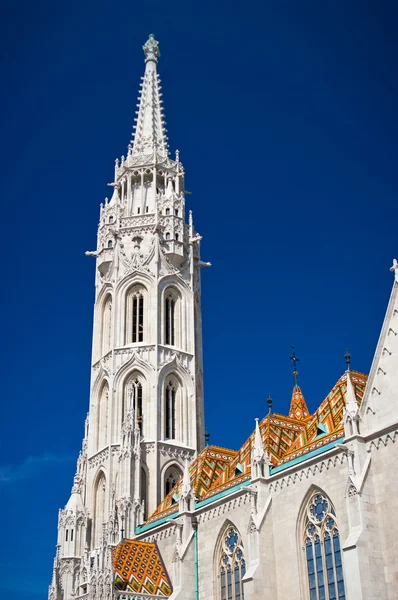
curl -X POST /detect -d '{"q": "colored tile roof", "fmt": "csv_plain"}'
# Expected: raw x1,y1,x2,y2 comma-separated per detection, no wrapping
146,445,237,524
113,539,172,596
289,384,310,420
144,370,368,526
280,370,367,463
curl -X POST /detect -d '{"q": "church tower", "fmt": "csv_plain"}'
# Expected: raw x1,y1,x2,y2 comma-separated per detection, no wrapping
49,35,208,600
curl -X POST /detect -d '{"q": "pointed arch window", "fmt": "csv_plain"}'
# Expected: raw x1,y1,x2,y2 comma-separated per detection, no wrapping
97,381,109,450
93,472,106,549
132,291,144,342
101,295,112,356
164,465,182,496
165,293,176,345
303,492,346,600
218,526,246,600
165,380,176,439
125,287,145,344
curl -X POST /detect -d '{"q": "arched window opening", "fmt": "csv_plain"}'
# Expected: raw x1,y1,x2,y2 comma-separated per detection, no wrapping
164,465,182,496
132,291,144,342
125,287,145,344
101,295,112,357
165,293,176,346
140,468,147,520
165,208,170,215
165,232,171,240
109,216,114,224
175,233,179,241
303,492,346,600
97,382,109,450
165,380,176,439
93,472,106,549
218,526,246,600
107,240,113,248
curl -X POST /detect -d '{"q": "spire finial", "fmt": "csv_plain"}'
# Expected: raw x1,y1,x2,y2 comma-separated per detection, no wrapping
266,392,273,415
344,348,351,371
390,258,398,282
204,428,210,446
143,34,160,64
290,345,300,385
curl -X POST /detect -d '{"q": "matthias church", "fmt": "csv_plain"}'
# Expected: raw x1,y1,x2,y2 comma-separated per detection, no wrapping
49,35,398,600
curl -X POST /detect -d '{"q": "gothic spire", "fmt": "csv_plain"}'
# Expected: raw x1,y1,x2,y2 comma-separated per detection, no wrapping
288,346,310,420
130,34,169,157
289,384,310,420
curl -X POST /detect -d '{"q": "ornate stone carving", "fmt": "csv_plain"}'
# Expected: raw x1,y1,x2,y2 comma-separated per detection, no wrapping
88,448,110,469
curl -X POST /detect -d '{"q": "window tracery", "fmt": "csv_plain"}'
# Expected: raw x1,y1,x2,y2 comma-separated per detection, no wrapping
303,492,346,600
219,526,245,600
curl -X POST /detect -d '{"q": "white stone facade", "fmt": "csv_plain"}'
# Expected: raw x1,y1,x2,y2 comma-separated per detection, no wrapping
49,34,207,600
49,35,398,600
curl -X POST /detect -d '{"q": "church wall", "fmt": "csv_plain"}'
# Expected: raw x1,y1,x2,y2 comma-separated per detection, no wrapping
371,435,398,599
139,441,398,600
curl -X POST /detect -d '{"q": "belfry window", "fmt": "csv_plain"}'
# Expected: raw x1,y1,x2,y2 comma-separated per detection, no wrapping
165,294,175,345
165,232,170,240
132,291,144,343
165,380,176,439
125,286,146,345
303,492,346,600
219,526,245,600
107,240,113,248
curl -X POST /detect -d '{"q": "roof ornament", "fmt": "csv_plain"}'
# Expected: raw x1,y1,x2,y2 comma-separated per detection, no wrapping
390,258,398,282
290,345,299,386
251,418,268,479
266,392,273,415
204,428,210,446
143,33,160,64
344,348,351,372
179,459,194,513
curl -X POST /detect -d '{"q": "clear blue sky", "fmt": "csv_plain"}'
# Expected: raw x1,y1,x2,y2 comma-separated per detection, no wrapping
1,0,397,597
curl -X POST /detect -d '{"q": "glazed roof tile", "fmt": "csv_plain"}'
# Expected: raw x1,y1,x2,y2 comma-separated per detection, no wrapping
146,445,237,524
113,539,172,596
144,370,368,526
289,384,310,420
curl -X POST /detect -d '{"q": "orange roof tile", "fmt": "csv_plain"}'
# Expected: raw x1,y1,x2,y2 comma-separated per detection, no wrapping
144,371,368,525
289,384,310,420
113,539,172,596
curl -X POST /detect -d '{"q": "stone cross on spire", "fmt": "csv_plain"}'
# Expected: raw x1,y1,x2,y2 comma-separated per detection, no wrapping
390,258,398,283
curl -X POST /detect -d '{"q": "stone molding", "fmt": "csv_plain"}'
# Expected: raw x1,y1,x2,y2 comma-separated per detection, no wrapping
88,448,109,469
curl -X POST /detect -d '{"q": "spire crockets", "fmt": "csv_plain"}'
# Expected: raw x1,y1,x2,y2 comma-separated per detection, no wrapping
289,346,310,420
130,34,169,157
